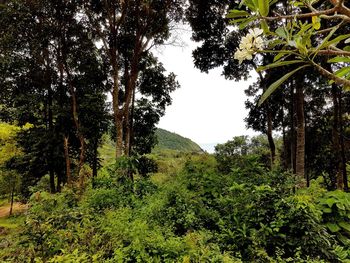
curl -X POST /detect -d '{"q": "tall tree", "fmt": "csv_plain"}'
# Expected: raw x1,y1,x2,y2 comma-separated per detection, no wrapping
83,0,184,158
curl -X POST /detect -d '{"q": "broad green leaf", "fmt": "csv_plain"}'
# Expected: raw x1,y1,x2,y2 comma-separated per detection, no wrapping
328,57,350,63
261,20,269,33
258,65,309,105
258,0,269,16
312,25,338,59
322,207,332,213
326,222,340,233
336,202,346,210
273,52,291,62
327,34,350,47
226,10,250,18
339,221,350,232
239,16,257,29
241,0,258,11
276,27,288,39
344,46,350,51
334,66,350,78
257,60,304,71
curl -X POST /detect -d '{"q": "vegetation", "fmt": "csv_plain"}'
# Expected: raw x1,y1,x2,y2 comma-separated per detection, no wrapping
154,129,203,153
0,0,350,262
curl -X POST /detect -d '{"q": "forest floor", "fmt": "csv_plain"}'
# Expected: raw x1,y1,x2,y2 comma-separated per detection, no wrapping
0,203,27,236
0,203,27,218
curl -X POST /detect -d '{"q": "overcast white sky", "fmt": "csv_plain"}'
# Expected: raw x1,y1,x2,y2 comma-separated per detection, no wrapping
155,27,259,152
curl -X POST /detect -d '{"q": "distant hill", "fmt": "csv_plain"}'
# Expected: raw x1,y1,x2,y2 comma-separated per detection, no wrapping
154,128,203,153
99,128,203,165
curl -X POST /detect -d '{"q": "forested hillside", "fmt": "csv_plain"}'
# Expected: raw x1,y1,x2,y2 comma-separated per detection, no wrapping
154,129,203,153
1,0,350,262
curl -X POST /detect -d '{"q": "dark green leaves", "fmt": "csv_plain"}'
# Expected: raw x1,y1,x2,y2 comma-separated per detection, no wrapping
258,65,309,106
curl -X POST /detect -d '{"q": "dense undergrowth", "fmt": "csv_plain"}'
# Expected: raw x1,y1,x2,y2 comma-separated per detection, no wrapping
1,153,350,262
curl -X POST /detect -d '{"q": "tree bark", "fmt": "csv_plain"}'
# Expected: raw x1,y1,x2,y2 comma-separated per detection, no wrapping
331,84,342,189
266,109,276,169
290,84,296,173
64,136,72,186
295,82,306,186
9,184,14,216
339,90,349,191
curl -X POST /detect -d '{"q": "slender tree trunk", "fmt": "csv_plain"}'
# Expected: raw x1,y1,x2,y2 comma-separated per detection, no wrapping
125,88,136,157
290,85,296,173
115,112,124,157
92,139,98,178
295,82,306,186
48,87,55,193
9,185,14,216
266,109,276,169
331,84,342,189
44,45,56,193
339,90,348,191
64,136,72,186
281,105,289,170
57,171,62,192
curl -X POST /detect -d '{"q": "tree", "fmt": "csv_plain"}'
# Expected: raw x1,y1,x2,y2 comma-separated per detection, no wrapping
83,0,185,158
229,0,350,188
0,0,109,192
0,122,31,215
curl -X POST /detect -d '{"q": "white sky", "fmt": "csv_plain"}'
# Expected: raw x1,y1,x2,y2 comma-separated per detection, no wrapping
155,27,259,151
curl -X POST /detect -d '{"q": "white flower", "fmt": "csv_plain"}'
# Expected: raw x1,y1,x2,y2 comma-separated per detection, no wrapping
234,48,253,64
254,36,264,50
239,35,254,51
234,28,265,63
248,28,263,38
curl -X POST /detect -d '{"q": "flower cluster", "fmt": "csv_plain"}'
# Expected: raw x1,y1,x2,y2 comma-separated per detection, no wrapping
234,28,264,64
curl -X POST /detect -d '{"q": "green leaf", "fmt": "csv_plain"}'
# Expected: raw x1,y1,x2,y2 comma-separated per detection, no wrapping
261,20,269,33
334,66,350,78
258,65,309,106
276,27,288,39
326,222,340,233
312,25,339,59
258,0,269,16
339,221,350,232
257,60,304,71
327,34,350,47
328,57,350,63
322,207,332,213
226,10,250,18
238,16,257,29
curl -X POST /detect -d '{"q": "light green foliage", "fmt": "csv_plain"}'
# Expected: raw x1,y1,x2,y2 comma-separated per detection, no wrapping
0,122,22,165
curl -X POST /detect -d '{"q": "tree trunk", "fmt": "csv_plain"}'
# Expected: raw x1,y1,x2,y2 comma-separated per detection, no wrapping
115,112,124,157
92,139,98,178
290,84,296,173
56,170,62,192
64,136,72,186
339,90,349,191
331,84,342,189
44,46,56,194
9,185,14,216
295,83,306,187
266,109,276,169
